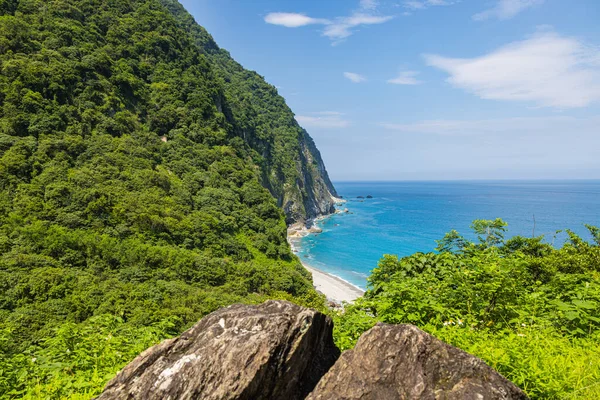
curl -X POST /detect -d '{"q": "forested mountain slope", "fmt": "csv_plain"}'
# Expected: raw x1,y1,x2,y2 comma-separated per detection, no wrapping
0,0,329,397
161,0,338,224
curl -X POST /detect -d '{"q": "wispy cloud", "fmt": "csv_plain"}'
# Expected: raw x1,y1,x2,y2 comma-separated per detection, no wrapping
360,0,378,10
315,111,345,115
387,70,422,85
344,72,367,83
324,14,394,43
264,12,329,28
424,31,600,108
264,1,393,45
296,112,351,128
403,0,455,11
382,115,600,135
473,0,544,21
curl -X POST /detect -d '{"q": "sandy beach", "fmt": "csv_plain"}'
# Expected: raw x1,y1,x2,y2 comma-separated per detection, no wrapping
288,197,364,304
289,231,365,303
302,263,365,304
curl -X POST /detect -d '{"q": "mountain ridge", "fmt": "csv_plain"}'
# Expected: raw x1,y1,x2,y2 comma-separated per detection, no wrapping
161,0,338,225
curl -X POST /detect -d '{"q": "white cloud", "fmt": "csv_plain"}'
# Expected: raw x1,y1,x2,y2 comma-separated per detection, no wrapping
314,111,345,116
264,1,393,44
424,31,600,108
404,1,425,9
264,12,329,28
324,14,393,42
381,115,600,135
296,112,351,128
473,0,544,21
344,72,367,83
387,70,422,85
360,0,378,10
403,0,454,11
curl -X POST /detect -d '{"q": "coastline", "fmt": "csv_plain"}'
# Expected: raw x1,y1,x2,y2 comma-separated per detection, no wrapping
302,262,365,304
288,197,365,304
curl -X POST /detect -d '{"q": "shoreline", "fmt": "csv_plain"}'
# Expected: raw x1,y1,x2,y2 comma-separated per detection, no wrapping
288,199,365,304
302,262,365,304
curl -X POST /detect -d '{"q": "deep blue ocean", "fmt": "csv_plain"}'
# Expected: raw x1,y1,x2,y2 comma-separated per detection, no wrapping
296,181,600,289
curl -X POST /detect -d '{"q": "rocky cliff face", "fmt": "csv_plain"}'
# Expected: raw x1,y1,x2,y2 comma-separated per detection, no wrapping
287,129,338,223
162,0,338,225
98,301,528,400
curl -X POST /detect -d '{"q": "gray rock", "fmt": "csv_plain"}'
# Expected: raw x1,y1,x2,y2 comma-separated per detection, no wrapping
281,130,338,225
307,323,528,400
96,301,339,400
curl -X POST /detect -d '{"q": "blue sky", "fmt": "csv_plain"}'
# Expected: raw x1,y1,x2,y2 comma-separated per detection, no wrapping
180,0,600,181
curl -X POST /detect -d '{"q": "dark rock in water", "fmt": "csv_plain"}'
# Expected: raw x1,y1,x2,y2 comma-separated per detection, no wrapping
306,323,528,400
97,301,339,400
366,195,373,199
357,196,365,199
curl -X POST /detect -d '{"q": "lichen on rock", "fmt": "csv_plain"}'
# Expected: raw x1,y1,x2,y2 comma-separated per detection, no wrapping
96,301,339,400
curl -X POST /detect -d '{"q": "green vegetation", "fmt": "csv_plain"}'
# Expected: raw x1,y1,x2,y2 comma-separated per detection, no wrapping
162,0,338,224
0,0,327,398
2,0,598,399
334,220,600,399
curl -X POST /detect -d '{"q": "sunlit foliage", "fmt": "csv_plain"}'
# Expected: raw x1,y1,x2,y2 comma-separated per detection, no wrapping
0,0,325,398
334,221,600,399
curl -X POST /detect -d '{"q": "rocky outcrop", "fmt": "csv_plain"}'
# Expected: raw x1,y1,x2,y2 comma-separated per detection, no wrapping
96,301,339,400
98,304,528,400
306,323,528,400
294,129,339,223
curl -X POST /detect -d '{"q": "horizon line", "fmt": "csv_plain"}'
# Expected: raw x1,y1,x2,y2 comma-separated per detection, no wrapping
332,178,600,183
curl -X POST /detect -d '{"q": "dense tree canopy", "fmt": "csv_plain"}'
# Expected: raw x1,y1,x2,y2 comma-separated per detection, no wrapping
161,0,338,223
0,0,325,397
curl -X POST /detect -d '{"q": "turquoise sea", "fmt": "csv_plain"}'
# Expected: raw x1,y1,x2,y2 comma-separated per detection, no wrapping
296,181,600,290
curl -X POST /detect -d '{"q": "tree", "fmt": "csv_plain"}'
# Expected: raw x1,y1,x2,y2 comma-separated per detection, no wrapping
435,229,471,253
471,218,508,247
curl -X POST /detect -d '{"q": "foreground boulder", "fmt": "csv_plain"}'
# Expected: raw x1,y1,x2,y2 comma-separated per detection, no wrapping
97,301,339,400
306,323,528,400
97,303,528,400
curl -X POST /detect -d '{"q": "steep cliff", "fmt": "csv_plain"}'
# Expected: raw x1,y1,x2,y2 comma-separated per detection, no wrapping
161,0,338,224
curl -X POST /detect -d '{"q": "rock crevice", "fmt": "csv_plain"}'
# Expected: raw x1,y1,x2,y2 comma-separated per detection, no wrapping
97,301,339,400
97,302,528,400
